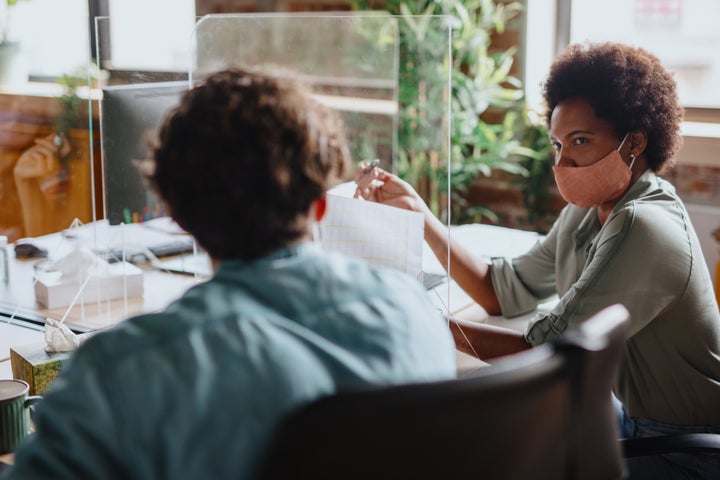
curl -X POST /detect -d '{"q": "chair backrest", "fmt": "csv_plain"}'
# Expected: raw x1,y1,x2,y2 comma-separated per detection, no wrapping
255,344,573,480
556,303,630,480
254,304,630,480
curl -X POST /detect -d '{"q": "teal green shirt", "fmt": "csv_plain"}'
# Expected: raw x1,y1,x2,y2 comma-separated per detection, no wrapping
491,170,720,425
4,243,455,480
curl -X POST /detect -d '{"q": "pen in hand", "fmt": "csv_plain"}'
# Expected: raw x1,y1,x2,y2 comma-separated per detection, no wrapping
354,159,380,199
363,159,380,174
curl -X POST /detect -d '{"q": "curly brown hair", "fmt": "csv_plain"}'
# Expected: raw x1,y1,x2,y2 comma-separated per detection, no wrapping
542,42,684,173
144,68,350,260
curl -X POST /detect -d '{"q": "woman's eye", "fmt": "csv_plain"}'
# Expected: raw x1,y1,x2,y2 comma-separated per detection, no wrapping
571,137,588,145
551,141,562,151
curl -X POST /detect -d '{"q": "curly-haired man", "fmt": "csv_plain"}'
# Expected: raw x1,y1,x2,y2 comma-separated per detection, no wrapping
3,68,456,480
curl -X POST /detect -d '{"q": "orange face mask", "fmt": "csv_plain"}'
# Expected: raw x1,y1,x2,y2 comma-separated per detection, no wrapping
552,134,635,208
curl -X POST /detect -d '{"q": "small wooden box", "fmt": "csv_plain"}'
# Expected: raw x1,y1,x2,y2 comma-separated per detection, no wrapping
10,341,73,395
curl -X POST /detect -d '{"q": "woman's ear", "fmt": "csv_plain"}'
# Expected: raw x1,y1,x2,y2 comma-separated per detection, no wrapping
311,195,327,222
630,131,648,158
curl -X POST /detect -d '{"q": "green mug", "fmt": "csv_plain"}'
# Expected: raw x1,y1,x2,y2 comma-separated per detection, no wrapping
0,379,42,454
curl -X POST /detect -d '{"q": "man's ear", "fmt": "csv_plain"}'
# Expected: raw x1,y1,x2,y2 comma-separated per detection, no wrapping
311,195,327,222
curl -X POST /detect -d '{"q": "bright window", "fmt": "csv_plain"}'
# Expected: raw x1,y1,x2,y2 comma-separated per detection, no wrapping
569,0,720,110
524,0,720,115
7,0,195,80
104,0,195,72
11,0,90,79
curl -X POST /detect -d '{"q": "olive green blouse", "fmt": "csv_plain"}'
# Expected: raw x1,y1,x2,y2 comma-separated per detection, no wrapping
491,169,720,425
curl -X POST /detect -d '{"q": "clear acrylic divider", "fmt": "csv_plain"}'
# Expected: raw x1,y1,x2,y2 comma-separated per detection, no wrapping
192,13,400,171
0,17,198,336
0,24,107,335
1,13,453,341
192,13,454,316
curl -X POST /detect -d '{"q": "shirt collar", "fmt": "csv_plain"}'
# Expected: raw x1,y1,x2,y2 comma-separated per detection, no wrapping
572,169,657,247
215,242,319,275
612,168,657,212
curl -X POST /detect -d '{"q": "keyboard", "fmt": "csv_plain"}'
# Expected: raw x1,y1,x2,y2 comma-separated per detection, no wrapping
99,238,195,264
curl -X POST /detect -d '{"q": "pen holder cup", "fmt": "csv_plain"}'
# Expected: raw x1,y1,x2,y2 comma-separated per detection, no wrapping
0,379,42,454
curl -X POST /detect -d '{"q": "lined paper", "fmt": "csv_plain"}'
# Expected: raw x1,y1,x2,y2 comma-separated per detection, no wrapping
319,195,424,279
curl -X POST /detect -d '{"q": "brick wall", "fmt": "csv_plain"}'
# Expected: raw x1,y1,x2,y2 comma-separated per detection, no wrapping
464,169,565,234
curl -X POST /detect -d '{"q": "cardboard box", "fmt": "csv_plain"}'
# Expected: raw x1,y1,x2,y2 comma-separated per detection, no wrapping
10,341,73,395
34,262,143,309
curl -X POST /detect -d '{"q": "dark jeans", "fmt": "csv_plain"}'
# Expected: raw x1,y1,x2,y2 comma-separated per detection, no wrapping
614,396,720,479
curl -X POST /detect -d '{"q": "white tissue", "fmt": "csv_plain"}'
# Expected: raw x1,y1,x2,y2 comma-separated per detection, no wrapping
44,318,83,353
33,246,144,309
44,246,111,280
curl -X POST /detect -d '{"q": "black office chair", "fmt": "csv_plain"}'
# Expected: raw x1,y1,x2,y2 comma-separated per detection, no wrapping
557,304,630,480
565,305,720,477
619,400,720,471
255,304,631,480
622,434,720,457
563,306,720,471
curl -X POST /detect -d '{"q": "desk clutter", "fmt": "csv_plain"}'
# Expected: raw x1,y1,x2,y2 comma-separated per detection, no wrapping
33,247,143,309
8,217,196,310
10,342,71,396
31,217,195,265
9,319,92,395
0,216,205,336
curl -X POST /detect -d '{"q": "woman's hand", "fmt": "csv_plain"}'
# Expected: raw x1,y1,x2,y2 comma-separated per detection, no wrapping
353,162,426,213
13,134,67,180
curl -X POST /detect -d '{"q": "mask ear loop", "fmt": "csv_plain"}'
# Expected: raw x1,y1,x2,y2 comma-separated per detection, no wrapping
617,132,630,151
617,133,636,169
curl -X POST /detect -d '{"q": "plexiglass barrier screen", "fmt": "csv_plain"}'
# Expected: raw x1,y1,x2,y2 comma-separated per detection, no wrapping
192,14,454,314
192,14,399,173
0,32,102,334
1,13,453,340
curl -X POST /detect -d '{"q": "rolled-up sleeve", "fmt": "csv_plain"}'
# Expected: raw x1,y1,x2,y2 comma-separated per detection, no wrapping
490,257,541,318
490,216,562,318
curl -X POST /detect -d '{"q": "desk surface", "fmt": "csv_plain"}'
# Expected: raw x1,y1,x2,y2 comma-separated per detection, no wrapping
0,220,204,332
0,222,545,380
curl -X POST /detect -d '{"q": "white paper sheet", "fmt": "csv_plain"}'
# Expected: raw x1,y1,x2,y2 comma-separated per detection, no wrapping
319,195,424,280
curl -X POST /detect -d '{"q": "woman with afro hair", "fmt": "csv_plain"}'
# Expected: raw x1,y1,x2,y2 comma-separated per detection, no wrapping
355,42,720,478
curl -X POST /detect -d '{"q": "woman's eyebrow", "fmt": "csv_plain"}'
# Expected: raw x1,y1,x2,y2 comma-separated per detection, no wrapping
549,129,594,142
565,129,594,138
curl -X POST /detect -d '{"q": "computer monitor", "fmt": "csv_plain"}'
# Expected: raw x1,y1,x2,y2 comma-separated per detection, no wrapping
100,81,190,225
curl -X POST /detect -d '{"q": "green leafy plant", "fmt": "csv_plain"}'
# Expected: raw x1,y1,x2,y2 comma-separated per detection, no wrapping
55,73,83,138
352,0,544,224
514,109,557,233
53,63,105,167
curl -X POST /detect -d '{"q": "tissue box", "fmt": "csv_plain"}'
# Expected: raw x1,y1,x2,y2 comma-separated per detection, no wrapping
34,262,144,309
10,341,73,395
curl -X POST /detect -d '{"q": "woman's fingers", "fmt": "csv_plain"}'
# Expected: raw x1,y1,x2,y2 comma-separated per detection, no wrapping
353,162,383,199
13,137,62,179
